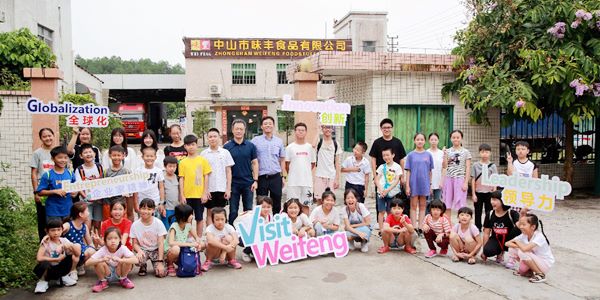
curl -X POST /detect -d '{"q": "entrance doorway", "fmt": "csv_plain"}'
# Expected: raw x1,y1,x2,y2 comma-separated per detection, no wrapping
224,106,267,140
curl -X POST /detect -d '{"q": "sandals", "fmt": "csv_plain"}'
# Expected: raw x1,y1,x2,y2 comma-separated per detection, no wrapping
529,272,546,283
377,246,390,254
167,265,176,277
451,255,460,262
467,257,476,265
138,264,147,276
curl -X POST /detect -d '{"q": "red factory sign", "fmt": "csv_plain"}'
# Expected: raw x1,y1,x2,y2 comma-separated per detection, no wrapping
183,38,352,59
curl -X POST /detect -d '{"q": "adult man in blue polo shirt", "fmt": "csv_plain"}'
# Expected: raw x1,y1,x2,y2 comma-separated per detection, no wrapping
224,119,259,225
251,116,286,214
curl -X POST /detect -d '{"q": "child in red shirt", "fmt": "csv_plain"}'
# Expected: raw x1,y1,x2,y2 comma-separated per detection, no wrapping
94,198,133,250
378,198,417,254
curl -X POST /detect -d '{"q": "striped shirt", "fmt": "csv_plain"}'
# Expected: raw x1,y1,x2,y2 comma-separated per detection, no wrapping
445,147,471,178
424,214,452,235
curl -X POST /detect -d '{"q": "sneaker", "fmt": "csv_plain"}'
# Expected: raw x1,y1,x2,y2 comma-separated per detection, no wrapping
360,242,369,253
439,249,448,256
404,246,417,255
373,223,380,230
68,270,78,281
77,265,86,276
505,261,516,270
241,252,252,263
61,275,77,287
348,241,356,251
425,249,437,258
200,260,213,272
34,281,49,294
227,259,242,269
92,280,109,293
167,265,177,277
119,277,135,289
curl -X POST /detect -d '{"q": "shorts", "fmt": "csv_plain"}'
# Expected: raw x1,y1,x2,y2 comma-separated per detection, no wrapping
204,192,227,209
106,265,119,282
87,201,103,222
286,186,314,207
443,176,467,210
390,231,418,248
187,198,205,221
137,248,165,270
376,194,393,213
314,177,335,199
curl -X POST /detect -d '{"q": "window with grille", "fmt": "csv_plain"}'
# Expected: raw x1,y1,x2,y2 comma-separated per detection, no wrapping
321,80,335,84
362,41,376,52
232,63,256,84
37,24,53,49
276,63,290,84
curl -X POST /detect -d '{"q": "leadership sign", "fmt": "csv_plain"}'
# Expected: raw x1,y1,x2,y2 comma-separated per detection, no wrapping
280,95,350,127
26,98,110,128
62,172,152,201
481,168,572,212
238,207,349,268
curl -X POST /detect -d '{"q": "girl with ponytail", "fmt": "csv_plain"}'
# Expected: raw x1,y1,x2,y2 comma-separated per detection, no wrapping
506,213,554,283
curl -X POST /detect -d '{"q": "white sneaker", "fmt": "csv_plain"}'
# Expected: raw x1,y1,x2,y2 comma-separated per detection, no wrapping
61,275,77,287
373,223,380,230
360,242,369,253
34,281,49,293
241,252,252,263
348,241,355,251
68,270,78,281
77,265,86,276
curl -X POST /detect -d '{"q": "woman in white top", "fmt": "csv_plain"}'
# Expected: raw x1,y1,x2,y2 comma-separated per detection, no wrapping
139,130,165,170
31,128,56,241
427,132,444,204
101,128,138,170
506,213,554,283
342,189,372,253
309,189,340,236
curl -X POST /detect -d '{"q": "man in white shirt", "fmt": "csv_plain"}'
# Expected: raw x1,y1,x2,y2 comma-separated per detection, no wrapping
285,123,316,214
313,125,342,205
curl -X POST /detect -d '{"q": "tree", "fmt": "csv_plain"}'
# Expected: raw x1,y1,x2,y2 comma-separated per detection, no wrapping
165,102,186,120
442,0,600,183
59,94,122,151
75,55,184,74
277,110,295,145
193,109,212,147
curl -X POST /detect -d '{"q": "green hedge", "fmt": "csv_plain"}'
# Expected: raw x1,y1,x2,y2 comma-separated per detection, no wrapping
0,187,38,295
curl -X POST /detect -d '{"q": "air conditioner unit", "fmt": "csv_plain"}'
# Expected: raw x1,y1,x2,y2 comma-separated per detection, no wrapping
209,84,222,95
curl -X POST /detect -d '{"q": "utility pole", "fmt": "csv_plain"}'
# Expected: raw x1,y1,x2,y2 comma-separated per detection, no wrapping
387,35,399,53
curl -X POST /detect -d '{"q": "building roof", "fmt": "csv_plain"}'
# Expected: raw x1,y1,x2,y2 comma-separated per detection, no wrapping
287,51,456,80
97,74,185,90
74,63,104,83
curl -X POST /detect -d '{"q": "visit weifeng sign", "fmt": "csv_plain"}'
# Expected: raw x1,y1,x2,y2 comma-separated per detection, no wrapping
184,38,352,59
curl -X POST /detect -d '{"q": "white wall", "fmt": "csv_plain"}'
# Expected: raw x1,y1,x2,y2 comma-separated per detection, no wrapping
334,12,388,52
184,58,336,133
0,0,74,93
74,65,103,104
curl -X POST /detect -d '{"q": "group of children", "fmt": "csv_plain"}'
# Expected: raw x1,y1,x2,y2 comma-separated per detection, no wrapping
31,123,555,294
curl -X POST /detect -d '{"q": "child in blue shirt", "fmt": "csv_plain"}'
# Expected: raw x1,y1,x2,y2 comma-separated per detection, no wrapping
36,146,77,223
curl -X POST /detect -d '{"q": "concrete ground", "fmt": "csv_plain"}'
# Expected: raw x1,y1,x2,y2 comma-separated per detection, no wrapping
7,190,598,300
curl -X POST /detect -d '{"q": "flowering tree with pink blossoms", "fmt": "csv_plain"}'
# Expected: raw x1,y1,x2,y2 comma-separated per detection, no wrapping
442,0,600,182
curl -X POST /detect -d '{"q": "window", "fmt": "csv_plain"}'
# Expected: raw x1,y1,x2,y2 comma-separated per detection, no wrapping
276,64,290,84
344,105,365,151
232,63,256,84
362,41,376,52
321,80,335,84
388,105,453,149
37,24,53,48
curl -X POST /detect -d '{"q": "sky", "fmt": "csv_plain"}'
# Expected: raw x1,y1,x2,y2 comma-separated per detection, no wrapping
71,0,470,66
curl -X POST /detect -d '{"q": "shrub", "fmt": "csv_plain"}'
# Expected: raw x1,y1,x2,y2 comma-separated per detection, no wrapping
0,187,38,295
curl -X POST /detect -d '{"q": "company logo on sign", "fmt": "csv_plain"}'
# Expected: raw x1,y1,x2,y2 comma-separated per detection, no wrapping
191,39,211,51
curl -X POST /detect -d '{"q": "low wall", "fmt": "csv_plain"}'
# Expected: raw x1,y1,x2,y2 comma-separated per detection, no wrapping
0,91,33,198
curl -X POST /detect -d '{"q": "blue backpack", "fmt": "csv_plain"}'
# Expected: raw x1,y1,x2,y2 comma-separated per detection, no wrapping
177,247,200,277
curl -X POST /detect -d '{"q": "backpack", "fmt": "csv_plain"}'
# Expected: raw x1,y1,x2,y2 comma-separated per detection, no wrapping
76,163,104,181
176,246,200,277
316,138,338,167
